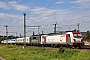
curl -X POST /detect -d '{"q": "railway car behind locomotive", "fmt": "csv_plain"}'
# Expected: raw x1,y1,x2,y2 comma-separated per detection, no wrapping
16,37,30,44
1,39,16,44
1,40,6,44
8,39,16,44
30,35,41,45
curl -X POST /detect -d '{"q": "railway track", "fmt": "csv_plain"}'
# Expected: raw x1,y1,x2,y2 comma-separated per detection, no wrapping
21,44,90,51
80,45,90,51
1,44,90,51
26,45,90,52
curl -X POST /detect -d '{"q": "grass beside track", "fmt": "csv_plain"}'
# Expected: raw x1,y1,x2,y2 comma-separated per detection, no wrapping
0,44,90,60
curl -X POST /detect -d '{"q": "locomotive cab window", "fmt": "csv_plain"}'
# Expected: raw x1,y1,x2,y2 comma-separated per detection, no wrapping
33,37,36,39
68,34,70,37
73,34,81,38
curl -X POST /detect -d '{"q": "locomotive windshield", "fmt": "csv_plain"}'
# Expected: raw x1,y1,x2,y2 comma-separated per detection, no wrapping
73,34,82,38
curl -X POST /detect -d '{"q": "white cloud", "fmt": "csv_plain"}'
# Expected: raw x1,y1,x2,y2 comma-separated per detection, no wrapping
31,7,56,17
70,0,90,3
74,0,90,3
0,1,30,11
70,0,90,8
0,0,90,36
0,12,24,36
0,6,90,35
0,13,23,25
29,7,90,32
7,1,29,11
0,1,9,9
55,1,63,4
0,7,90,35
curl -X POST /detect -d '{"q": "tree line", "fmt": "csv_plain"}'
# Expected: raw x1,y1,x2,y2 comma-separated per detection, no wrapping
82,31,90,40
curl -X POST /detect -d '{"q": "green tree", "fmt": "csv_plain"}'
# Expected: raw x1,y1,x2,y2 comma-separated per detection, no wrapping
73,29,77,32
86,31,90,39
73,29,79,32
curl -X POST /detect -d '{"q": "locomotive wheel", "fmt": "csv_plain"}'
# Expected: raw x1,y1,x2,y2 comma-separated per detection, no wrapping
70,46,80,49
75,46,79,49
70,46,75,49
75,46,81,49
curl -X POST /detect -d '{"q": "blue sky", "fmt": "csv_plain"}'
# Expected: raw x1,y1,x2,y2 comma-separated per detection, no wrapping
0,0,90,36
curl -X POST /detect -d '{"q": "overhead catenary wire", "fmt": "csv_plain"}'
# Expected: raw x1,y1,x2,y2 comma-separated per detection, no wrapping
28,2,89,32
27,0,59,26
1,0,90,35
27,0,59,34
28,0,88,32
46,0,59,8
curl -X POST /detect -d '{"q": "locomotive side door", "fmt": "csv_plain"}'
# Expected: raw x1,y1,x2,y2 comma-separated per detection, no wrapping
66,34,71,43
